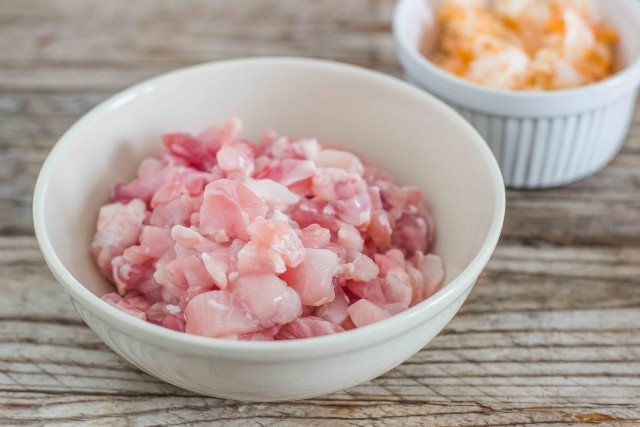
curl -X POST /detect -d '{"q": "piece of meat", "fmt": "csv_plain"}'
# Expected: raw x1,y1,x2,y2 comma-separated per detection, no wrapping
312,168,371,228
247,218,305,267
230,274,302,326
95,120,440,340
102,292,151,321
298,224,331,249
347,299,391,327
315,149,364,174
163,255,213,294
184,291,261,338
256,159,316,186
91,199,146,278
339,251,379,282
313,287,350,325
345,279,387,306
111,256,161,296
375,253,412,306
149,195,201,228
275,316,345,340
236,242,286,275
163,133,218,171
419,253,445,297
217,139,255,178
147,302,186,332
122,226,173,264
280,248,339,306
243,179,300,210
199,179,268,242
150,166,211,208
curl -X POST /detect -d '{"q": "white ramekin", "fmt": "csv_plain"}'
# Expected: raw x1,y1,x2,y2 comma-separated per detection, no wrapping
33,58,505,401
394,0,640,189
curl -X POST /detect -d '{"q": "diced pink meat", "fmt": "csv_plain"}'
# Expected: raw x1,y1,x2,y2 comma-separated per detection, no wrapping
103,292,150,321
339,251,379,282
150,166,210,208
256,159,316,186
185,291,261,338
111,256,161,296
123,226,173,264
313,287,350,325
91,199,146,277
257,134,320,160
322,242,349,263
113,168,165,204
147,302,186,332
200,239,244,290
298,224,331,248
312,168,371,228
288,198,338,231
391,212,428,256
199,179,268,242
375,253,412,306
163,133,218,171
243,179,300,209
94,120,441,340
216,139,255,178
345,279,387,306
230,274,301,325
337,223,364,252
315,149,364,175
161,255,214,301
347,299,390,328
201,252,231,289
247,218,305,267
419,253,445,297
382,269,413,305
275,316,345,340
149,195,201,228
281,248,339,306
406,263,427,307
367,186,392,250
236,242,286,275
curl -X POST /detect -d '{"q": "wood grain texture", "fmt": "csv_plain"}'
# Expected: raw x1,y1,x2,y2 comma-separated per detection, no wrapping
0,0,639,425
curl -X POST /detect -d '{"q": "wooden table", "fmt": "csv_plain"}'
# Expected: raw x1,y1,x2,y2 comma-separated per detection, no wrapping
1,1,639,425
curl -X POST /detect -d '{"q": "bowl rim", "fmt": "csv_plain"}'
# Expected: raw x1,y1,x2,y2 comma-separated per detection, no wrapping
393,0,640,100
33,57,506,359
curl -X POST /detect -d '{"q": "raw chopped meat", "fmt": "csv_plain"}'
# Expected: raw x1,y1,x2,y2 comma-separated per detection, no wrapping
91,199,146,277
184,291,261,338
199,179,268,242
230,274,302,326
275,316,345,340
93,118,444,340
247,218,304,267
347,299,391,328
281,248,340,306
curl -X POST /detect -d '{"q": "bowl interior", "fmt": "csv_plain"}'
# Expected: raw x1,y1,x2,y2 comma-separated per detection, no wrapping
404,0,640,75
37,59,502,307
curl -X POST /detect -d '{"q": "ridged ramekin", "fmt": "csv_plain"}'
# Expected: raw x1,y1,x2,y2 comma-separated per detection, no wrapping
393,0,640,189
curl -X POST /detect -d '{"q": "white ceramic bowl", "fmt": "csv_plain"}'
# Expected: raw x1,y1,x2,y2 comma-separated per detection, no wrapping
394,0,640,189
33,58,505,401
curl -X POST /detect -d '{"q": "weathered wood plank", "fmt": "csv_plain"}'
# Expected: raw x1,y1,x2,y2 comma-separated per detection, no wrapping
0,0,397,92
0,236,638,417
0,391,638,426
